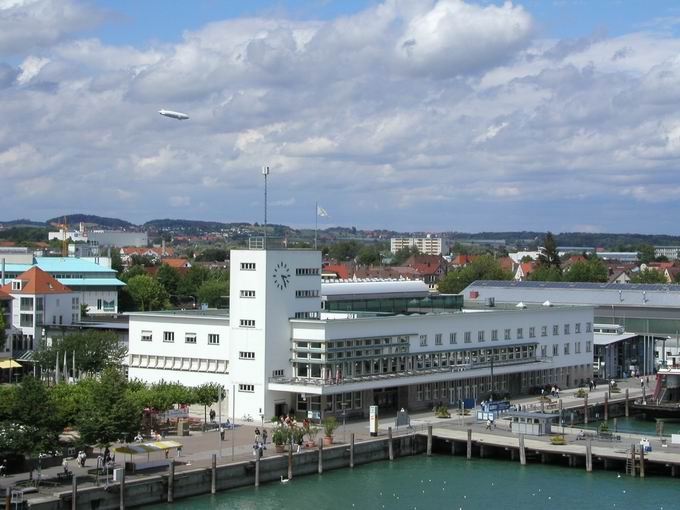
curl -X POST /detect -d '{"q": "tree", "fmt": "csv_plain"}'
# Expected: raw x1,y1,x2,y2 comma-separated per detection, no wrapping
197,279,229,308
0,312,6,351
630,269,667,284
563,258,608,283
391,246,419,266
437,255,513,294
126,275,169,311
129,254,156,267
34,331,127,374
528,265,562,282
120,264,146,282
638,244,655,265
357,245,382,266
538,232,561,269
177,266,211,297
193,383,223,424
194,248,228,262
111,250,124,274
328,240,361,261
156,264,181,296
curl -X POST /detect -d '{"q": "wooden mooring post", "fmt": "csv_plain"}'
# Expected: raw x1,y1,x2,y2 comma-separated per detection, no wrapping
640,446,646,478
604,392,609,422
584,394,589,424
350,433,355,468
318,439,324,474
630,444,636,477
466,428,472,460
657,420,664,437
427,425,433,456
119,471,125,510
71,475,77,510
288,443,293,480
167,460,175,503
255,449,260,487
625,388,630,417
585,439,592,472
518,434,526,465
388,427,394,461
211,454,216,494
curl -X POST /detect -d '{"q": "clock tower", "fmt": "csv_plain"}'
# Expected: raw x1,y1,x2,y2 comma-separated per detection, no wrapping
229,247,321,418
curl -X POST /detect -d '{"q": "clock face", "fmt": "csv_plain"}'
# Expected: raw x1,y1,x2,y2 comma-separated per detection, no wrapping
272,262,291,290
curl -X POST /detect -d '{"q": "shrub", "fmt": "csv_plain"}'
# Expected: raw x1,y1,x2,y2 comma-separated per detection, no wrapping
550,435,567,445
435,405,451,418
575,388,588,398
322,416,340,437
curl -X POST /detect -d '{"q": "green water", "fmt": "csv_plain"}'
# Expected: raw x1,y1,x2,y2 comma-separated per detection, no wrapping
581,416,680,436
149,455,678,510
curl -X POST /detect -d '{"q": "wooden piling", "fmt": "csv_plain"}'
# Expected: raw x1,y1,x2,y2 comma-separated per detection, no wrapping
518,434,526,465
388,427,394,460
657,420,664,437
625,388,630,417
585,439,592,472
119,471,125,510
467,429,472,460
604,392,609,422
71,475,77,510
288,443,293,480
211,454,216,494
350,433,355,468
640,446,645,478
167,460,175,503
318,440,323,474
255,448,260,487
5,488,11,510
671,464,676,477
584,394,589,424
427,425,433,456
630,444,636,477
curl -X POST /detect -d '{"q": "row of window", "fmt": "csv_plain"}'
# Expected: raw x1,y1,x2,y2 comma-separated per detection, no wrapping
239,384,255,393
294,311,320,319
240,319,256,328
240,262,256,270
142,331,221,345
240,290,256,298
239,351,255,360
295,290,319,298
538,341,592,357
419,322,592,347
297,268,320,275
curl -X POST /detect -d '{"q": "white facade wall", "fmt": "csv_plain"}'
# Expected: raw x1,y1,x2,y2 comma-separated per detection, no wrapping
77,288,119,314
390,237,444,256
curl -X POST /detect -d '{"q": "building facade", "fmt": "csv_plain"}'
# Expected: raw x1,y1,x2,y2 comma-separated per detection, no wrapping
390,237,446,256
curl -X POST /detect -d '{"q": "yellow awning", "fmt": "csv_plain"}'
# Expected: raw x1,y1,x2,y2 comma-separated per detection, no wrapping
114,440,183,455
0,360,21,369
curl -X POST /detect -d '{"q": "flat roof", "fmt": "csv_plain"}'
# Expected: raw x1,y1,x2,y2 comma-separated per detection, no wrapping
470,280,680,292
594,332,638,346
58,278,125,287
126,309,229,319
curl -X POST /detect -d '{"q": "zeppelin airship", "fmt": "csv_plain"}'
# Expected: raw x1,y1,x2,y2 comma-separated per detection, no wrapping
158,109,189,120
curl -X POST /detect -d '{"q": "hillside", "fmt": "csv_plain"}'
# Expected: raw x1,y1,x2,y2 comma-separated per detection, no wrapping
45,214,135,229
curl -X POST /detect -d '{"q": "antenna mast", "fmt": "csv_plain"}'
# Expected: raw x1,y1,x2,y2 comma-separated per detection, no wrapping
262,166,270,248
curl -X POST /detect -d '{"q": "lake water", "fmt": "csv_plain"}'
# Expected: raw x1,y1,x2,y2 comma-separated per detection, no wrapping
581,416,680,436
148,455,677,510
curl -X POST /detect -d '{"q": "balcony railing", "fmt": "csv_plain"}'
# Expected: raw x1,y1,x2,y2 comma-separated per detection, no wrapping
269,355,549,387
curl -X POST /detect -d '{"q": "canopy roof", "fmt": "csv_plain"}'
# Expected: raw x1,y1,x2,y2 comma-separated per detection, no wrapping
0,360,21,369
114,440,182,455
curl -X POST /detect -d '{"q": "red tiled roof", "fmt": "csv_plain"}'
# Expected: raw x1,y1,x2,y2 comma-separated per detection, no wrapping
322,264,351,279
1,267,71,295
497,257,515,271
162,258,190,268
0,241,16,247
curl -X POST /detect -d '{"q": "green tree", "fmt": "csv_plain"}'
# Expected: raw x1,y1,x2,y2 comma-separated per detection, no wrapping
0,312,6,351
7,377,60,455
328,240,362,261
630,269,667,284
178,266,211,297
126,275,169,311
156,264,181,296
111,250,124,274
563,258,608,283
195,248,228,262
121,264,146,282
538,232,561,269
197,279,229,308
528,265,562,282
391,246,420,266
34,331,127,374
638,244,655,264
193,383,223,423
438,255,513,294
357,245,382,266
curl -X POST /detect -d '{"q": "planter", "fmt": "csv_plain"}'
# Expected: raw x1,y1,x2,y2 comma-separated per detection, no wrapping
275,444,285,453
323,436,333,446
304,440,316,448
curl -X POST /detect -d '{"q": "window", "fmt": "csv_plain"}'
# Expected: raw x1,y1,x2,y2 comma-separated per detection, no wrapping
540,345,547,358
450,332,457,344
239,351,255,359
238,384,254,393
586,322,592,333
464,332,472,343
553,325,559,336
529,327,535,338
552,344,559,356
240,262,256,270
586,340,592,353
541,326,548,337
240,319,256,328
97,299,102,310
354,392,362,409
416,384,424,401
296,290,319,298
11,280,21,291
163,331,175,343
296,268,320,275
491,329,498,341
185,333,196,344
294,312,320,319
504,329,511,340
575,342,581,354
240,290,256,298
435,334,442,345
478,330,485,342
516,328,523,339
420,335,428,347
272,369,284,377
208,334,220,345
564,324,570,335
575,323,581,334
564,343,570,355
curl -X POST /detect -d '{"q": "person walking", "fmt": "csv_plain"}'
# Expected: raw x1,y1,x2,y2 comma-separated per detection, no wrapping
209,409,216,422
219,425,225,441
556,387,560,399
0,459,7,477
262,429,268,446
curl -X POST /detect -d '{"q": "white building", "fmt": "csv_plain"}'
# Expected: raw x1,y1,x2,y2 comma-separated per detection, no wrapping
391,236,446,256
655,246,680,260
127,247,593,420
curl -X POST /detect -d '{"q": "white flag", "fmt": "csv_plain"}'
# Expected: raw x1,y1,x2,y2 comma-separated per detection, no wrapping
317,205,329,217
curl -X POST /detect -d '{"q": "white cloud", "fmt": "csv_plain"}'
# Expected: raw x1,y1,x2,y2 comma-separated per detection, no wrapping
170,195,191,207
17,56,49,84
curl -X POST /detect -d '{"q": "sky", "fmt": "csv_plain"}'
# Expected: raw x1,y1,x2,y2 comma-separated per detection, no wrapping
3,0,680,233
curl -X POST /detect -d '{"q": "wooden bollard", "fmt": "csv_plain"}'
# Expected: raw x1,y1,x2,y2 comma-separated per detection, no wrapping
613,417,618,433
625,388,630,417
657,420,664,437
71,475,77,510
388,427,394,461
585,439,592,472
467,428,472,460
671,464,676,477
630,444,636,477
427,425,433,456
255,448,260,487
119,471,125,510
167,460,175,503
584,394,589,424
350,433,355,468
604,392,609,422
6,488,11,510
318,439,323,474
211,454,216,494
518,434,526,465
288,443,293,480
640,446,645,478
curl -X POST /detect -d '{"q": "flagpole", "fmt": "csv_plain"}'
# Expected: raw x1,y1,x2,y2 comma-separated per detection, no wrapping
314,201,318,250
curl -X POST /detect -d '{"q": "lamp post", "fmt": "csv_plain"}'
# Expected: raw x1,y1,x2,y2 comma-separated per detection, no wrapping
341,402,348,444
488,349,495,401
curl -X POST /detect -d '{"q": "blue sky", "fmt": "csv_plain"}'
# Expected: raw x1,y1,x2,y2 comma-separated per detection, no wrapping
4,0,680,233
